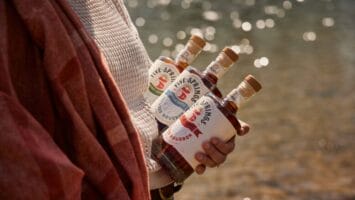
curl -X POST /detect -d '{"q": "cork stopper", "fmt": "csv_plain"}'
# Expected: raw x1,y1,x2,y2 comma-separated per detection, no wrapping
224,74,262,111
244,75,262,92
189,35,206,49
222,47,239,62
213,47,239,69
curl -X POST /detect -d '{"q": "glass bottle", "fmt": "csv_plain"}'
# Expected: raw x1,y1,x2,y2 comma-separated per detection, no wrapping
145,35,206,104
151,47,239,133
152,75,262,183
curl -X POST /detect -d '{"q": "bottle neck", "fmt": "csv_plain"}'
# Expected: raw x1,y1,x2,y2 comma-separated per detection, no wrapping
175,41,202,66
203,52,234,79
222,100,238,115
224,81,256,110
175,60,189,72
224,89,246,110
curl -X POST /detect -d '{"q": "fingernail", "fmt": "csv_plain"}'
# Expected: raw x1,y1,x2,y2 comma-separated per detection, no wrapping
204,143,210,149
197,154,203,160
212,138,218,145
240,127,248,136
196,166,202,174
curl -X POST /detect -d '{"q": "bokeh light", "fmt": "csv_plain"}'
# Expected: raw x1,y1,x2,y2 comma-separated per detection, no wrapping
242,22,252,32
303,31,317,41
135,17,145,27
203,10,220,21
176,31,187,40
322,17,335,27
148,34,158,44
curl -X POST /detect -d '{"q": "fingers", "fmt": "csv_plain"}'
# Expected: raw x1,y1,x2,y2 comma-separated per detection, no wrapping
195,164,206,175
195,142,227,167
195,151,218,168
237,120,250,136
194,119,250,175
211,137,235,155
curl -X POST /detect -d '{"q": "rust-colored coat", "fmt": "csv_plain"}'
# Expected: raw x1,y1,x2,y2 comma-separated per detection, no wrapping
0,0,149,199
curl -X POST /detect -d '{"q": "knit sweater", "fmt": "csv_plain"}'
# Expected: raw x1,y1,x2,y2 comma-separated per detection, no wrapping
66,0,172,189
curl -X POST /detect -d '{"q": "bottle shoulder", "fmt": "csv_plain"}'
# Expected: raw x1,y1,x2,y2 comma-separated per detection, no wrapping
206,94,241,132
186,67,218,87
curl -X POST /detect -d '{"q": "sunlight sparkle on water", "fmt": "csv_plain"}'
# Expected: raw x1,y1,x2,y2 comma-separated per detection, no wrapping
265,18,275,28
158,0,171,6
203,10,220,21
230,11,239,20
205,26,216,35
256,20,266,29
205,34,215,41
246,0,255,6
277,9,286,18
264,6,278,15
175,44,184,52
161,49,171,57
322,17,335,27
254,59,262,68
127,0,138,8
181,1,190,9
260,57,269,66
204,26,216,41
203,43,219,53
135,17,145,27
242,45,253,55
176,31,187,40
163,37,173,47
303,31,317,41
240,38,250,45
283,0,293,10
242,22,252,32
231,45,241,54
254,57,269,68
233,19,242,29
146,0,157,8
148,34,158,44
190,28,203,37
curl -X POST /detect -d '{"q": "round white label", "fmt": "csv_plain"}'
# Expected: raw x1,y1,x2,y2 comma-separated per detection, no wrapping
151,69,210,126
145,59,180,104
162,96,237,168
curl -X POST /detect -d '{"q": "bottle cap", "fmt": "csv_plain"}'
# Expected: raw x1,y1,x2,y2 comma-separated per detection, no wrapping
222,47,239,62
190,35,206,49
244,75,262,92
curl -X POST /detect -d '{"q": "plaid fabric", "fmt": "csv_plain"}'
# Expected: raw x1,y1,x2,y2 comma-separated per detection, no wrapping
0,0,149,199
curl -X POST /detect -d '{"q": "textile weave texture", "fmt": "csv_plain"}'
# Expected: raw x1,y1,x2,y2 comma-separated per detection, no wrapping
0,0,149,199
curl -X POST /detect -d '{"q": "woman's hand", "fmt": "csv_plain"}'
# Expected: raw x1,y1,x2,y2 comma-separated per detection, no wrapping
194,120,250,174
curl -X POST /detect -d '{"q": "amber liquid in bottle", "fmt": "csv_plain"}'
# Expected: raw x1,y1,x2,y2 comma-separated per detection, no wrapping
145,35,206,105
152,75,262,183
152,47,240,133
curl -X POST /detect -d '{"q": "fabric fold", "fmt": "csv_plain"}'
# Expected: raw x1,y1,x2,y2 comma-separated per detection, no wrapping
0,0,149,199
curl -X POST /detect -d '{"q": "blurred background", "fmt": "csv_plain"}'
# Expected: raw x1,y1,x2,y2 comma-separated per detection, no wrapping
125,0,355,199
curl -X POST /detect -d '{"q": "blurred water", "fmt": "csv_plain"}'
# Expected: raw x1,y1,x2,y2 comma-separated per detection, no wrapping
126,0,355,199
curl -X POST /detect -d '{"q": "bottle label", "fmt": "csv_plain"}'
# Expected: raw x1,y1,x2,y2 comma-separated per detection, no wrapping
151,69,210,126
175,48,195,64
145,59,180,104
162,96,236,168
205,61,228,79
